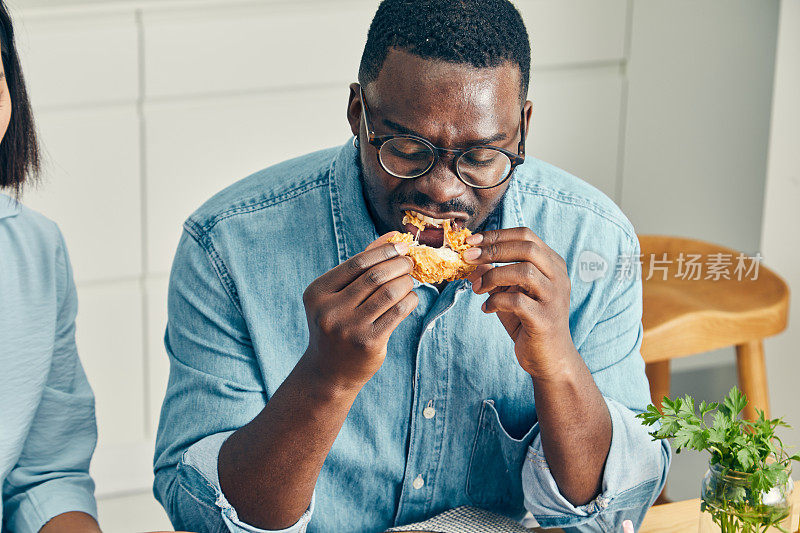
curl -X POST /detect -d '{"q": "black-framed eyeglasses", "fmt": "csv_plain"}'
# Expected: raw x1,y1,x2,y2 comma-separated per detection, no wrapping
358,85,526,189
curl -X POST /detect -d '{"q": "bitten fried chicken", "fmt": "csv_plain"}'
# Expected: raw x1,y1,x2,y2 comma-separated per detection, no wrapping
389,210,477,284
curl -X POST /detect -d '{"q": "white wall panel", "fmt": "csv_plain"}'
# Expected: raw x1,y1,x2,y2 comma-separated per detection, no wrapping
144,86,350,274
528,69,623,201
77,281,150,496
97,490,171,531
76,281,155,496
143,0,627,101
621,0,779,253
143,1,373,99
23,106,142,283
91,440,155,497
76,281,146,449
14,10,138,109
518,0,628,68
146,276,169,437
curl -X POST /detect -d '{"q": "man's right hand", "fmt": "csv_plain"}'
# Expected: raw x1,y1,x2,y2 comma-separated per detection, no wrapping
219,232,418,529
301,232,418,390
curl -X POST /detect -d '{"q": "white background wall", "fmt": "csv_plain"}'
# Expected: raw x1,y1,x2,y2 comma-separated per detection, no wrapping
5,0,790,530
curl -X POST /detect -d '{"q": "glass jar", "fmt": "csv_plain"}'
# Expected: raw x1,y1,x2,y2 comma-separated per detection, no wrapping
699,461,793,533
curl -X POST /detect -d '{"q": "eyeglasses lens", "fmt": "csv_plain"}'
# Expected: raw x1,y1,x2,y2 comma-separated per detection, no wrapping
457,147,513,188
378,138,434,178
378,139,513,188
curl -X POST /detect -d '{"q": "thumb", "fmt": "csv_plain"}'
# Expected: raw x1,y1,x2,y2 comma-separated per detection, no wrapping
365,231,401,252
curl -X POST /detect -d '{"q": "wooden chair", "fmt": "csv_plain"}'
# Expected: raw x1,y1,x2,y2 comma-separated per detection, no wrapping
639,235,789,421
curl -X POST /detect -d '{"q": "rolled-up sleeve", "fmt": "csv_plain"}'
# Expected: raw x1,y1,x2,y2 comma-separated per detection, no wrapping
522,236,671,531
175,432,315,533
153,228,313,533
2,233,98,533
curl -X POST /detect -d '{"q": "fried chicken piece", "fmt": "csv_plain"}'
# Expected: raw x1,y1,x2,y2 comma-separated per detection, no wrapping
402,212,427,233
389,213,476,284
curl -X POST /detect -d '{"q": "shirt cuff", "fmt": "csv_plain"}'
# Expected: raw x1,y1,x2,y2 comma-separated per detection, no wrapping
181,431,315,533
522,397,670,529
6,476,97,533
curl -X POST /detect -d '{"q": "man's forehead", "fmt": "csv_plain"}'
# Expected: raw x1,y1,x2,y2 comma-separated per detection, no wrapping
368,48,522,109
365,49,522,145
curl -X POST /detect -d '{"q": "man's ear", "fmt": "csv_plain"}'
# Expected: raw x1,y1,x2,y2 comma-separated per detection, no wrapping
523,100,533,140
346,82,362,137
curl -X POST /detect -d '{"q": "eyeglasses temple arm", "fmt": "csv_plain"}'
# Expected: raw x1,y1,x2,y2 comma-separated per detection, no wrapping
518,106,527,158
358,85,374,140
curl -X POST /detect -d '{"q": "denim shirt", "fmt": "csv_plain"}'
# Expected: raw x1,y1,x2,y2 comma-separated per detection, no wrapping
153,140,670,533
0,195,98,533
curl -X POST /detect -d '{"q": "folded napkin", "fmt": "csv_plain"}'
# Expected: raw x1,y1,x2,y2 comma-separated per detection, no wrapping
386,506,534,533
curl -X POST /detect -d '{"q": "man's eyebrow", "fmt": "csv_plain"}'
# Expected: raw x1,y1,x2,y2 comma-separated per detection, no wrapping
382,118,508,146
0,72,5,81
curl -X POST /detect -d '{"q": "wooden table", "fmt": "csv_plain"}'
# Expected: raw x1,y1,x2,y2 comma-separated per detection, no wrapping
516,483,800,533
530,489,800,533
636,488,800,533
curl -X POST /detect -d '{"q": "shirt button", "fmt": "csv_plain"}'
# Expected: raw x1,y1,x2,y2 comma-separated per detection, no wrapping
412,475,425,490
423,399,435,419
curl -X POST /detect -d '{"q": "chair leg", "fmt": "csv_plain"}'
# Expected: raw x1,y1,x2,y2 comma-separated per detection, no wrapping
645,360,671,505
645,361,671,412
736,339,770,420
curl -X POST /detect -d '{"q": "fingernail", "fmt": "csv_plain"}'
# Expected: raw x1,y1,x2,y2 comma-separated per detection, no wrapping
463,247,481,261
394,242,410,255
471,277,482,292
466,234,483,245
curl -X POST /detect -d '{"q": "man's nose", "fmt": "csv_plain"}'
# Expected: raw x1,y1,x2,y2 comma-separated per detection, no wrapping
414,153,468,204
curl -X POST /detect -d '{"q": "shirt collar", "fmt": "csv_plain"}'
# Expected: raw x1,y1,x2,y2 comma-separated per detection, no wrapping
328,139,526,266
329,139,382,264
0,193,21,220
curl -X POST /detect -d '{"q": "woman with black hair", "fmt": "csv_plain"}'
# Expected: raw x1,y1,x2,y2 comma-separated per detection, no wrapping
0,2,102,532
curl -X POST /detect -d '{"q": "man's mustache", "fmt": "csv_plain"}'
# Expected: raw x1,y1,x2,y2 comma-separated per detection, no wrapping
393,191,477,218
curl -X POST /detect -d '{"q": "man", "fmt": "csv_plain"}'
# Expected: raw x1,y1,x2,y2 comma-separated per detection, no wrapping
153,1,670,532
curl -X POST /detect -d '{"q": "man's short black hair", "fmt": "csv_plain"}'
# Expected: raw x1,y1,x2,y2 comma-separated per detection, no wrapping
0,0,40,199
358,0,531,102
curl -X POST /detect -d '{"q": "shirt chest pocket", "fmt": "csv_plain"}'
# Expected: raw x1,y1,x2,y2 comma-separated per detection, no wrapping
465,399,538,515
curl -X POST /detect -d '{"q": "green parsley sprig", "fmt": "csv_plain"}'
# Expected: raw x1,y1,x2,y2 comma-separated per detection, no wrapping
638,386,799,494
637,387,800,533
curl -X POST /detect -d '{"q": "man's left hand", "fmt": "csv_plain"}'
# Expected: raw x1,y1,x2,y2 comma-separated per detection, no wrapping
465,227,614,507
463,227,576,379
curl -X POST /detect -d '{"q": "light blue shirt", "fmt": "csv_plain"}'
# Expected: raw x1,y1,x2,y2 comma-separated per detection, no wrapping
0,195,98,533
153,140,670,533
